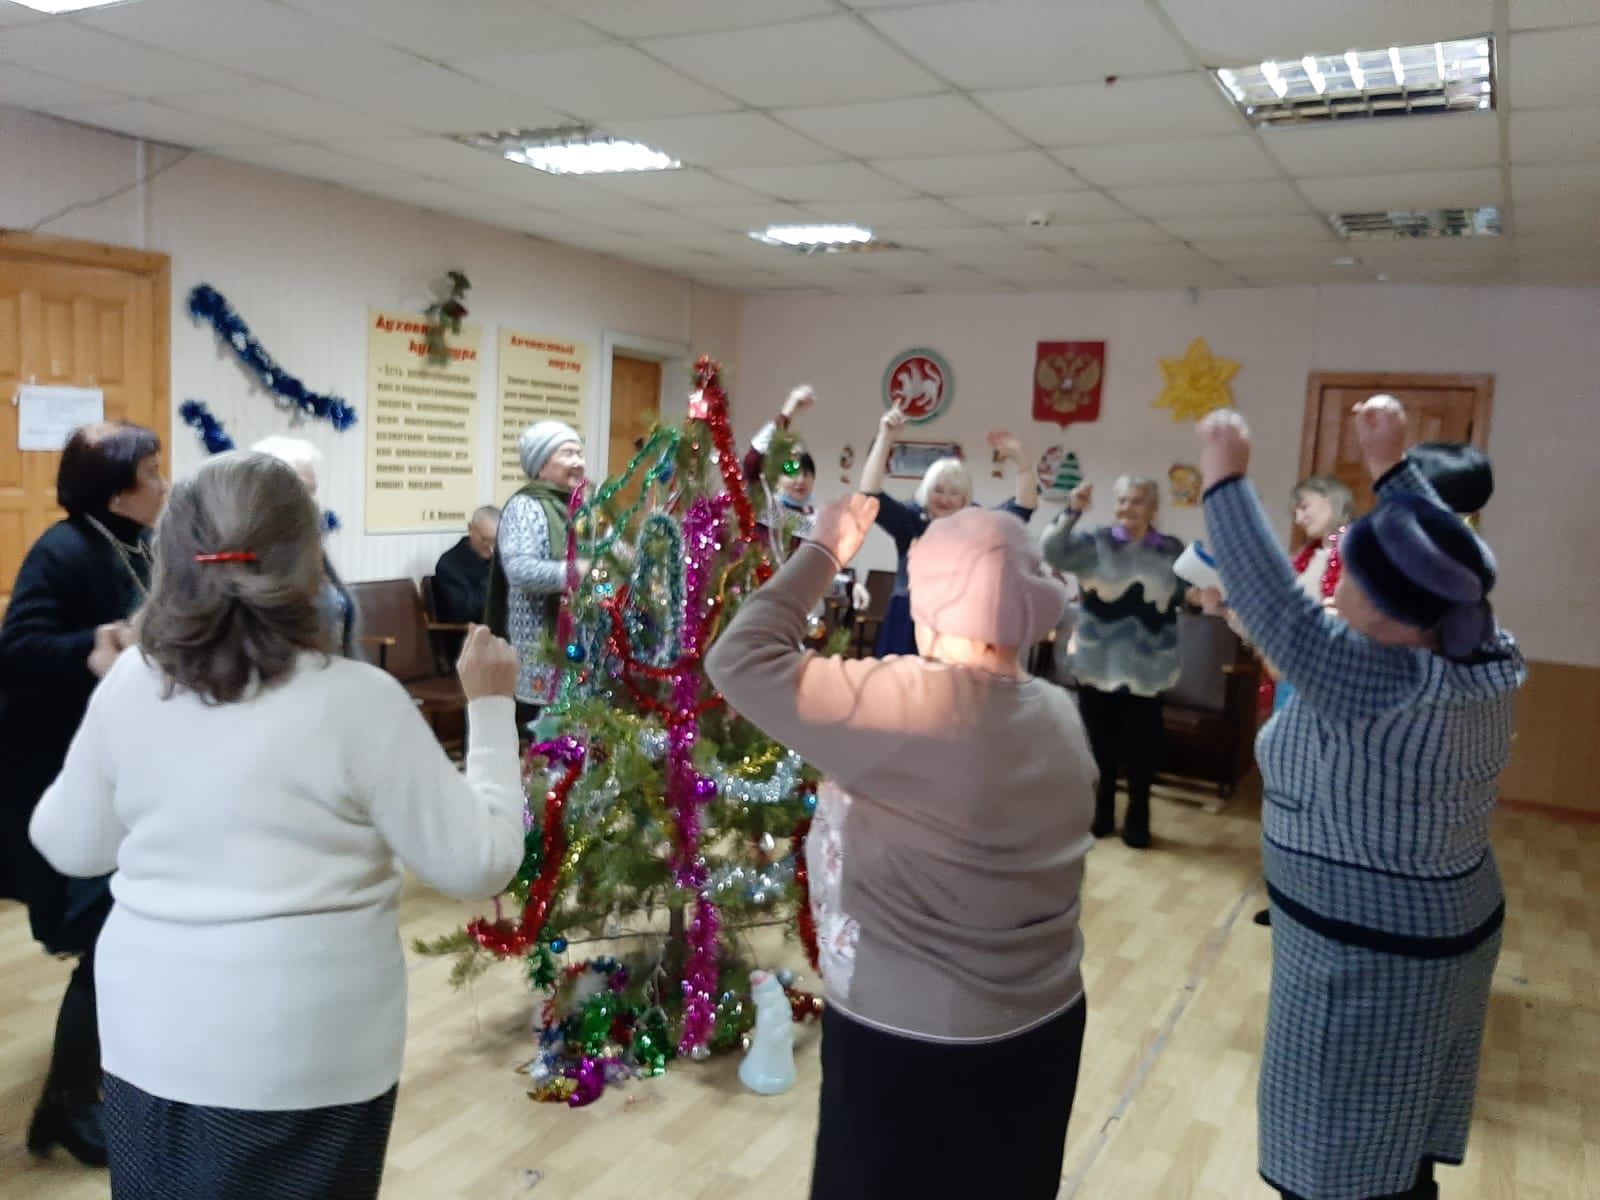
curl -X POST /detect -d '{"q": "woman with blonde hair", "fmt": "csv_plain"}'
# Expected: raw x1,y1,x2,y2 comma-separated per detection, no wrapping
29,451,525,1198
859,406,1036,656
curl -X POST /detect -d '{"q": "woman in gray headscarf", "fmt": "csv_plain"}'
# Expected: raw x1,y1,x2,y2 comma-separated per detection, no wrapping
486,421,585,727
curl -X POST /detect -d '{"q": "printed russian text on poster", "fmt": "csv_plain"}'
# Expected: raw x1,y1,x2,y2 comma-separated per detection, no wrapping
364,309,482,533
497,330,589,503
1034,341,1105,427
882,348,953,424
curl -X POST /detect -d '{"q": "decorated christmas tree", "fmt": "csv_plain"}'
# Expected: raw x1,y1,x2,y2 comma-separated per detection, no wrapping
418,358,825,1106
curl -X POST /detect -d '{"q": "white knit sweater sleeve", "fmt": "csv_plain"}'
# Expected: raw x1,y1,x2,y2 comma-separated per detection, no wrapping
30,654,130,878
358,685,525,900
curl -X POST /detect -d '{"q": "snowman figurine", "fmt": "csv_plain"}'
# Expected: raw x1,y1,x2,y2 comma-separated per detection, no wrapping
738,970,797,1096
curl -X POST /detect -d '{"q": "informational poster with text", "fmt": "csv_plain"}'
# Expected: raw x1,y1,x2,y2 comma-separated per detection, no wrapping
496,330,588,503
363,310,481,533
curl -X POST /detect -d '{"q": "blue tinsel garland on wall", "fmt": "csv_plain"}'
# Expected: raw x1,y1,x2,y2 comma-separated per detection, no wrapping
179,399,340,532
188,285,357,431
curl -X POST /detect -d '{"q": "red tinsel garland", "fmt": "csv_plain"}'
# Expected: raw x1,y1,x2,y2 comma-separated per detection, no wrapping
791,814,819,973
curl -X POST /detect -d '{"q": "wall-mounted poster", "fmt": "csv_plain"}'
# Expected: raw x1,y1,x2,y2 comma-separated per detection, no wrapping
1034,341,1105,427
1037,446,1084,502
364,309,481,533
496,330,589,503
1169,463,1203,507
888,440,962,480
883,348,953,424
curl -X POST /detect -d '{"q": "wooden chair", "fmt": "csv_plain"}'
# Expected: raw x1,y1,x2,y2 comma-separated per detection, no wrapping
1157,612,1261,802
349,579,467,753
418,574,470,676
851,568,896,658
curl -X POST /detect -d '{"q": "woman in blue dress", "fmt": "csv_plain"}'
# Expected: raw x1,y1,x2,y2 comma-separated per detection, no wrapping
858,407,1036,657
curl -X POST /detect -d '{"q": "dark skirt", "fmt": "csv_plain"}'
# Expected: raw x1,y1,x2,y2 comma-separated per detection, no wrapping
873,592,917,657
103,1074,397,1200
811,999,1087,1200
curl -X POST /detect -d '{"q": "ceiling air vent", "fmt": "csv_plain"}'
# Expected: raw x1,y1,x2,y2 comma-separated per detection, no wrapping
1328,207,1502,240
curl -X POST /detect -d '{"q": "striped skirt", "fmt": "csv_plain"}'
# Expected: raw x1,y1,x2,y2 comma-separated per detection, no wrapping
103,1073,397,1200
1259,906,1500,1200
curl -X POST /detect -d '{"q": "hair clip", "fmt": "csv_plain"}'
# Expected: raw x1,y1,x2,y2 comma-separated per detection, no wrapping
194,552,258,564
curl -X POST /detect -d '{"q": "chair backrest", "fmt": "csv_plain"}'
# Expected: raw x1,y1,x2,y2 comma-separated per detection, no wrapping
863,569,896,620
349,578,434,683
419,575,441,622
1166,611,1240,713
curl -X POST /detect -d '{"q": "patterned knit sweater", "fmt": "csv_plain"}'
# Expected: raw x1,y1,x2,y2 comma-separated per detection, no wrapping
1204,463,1526,949
1041,515,1184,697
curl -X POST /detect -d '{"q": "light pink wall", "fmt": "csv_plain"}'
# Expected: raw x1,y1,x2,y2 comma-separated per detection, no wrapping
735,284,1600,667
1,104,737,584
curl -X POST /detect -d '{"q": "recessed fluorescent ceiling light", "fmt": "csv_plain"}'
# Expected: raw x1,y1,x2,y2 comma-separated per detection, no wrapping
9,0,137,10
453,127,679,176
1214,36,1493,126
1329,207,1501,240
750,224,880,253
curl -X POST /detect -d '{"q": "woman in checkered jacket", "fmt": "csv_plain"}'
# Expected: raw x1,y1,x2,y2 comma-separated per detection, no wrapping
1197,397,1524,1200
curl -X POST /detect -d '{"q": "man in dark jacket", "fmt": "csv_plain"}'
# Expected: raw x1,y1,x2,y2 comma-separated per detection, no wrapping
432,506,499,624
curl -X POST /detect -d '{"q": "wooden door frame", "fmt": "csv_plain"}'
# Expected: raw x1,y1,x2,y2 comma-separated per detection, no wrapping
0,229,173,461
596,331,690,481
1299,371,1494,483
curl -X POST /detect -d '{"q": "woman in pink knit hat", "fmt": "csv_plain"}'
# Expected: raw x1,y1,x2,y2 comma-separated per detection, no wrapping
708,496,1096,1200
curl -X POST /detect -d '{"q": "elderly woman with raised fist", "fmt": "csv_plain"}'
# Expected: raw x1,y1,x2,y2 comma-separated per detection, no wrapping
1197,397,1525,1200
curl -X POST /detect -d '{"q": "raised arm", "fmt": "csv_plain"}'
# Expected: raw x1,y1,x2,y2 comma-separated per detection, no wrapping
1198,410,1425,720
744,385,814,482
859,406,905,497
1039,480,1099,575
498,493,566,595
989,431,1038,513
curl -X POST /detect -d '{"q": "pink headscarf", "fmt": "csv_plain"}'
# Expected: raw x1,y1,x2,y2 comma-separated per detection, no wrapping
909,508,1067,648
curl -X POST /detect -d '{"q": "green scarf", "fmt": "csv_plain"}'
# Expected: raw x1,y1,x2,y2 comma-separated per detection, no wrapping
484,480,572,637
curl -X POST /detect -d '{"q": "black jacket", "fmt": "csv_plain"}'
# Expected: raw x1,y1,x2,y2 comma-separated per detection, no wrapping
0,512,149,953
432,537,490,624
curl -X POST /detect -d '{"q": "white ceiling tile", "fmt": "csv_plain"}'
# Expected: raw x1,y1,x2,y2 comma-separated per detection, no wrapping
933,238,1066,267
1153,212,1337,239
775,94,1024,159
1018,220,1175,247
719,162,915,201
1263,113,1500,177
0,5,47,27
889,226,1023,250
1298,169,1505,212
1108,260,1247,288
864,0,1190,90
1511,163,1600,198
1351,237,1512,264
41,100,284,150
1054,135,1279,187
335,137,549,182
1509,26,1600,108
0,66,128,111
1158,0,1494,63
540,0,836,37
1511,108,1600,161
1511,195,1600,234
696,202,818,232
0,22,242,97
216,143,410,182
873,150,1080,195
82,0,430,83
642,16,943,108
454,46,738,121
978,74,1240,146
1112,180,1310,218
280,0,608,60
1188,235,1342,260
946,191,1133,223
162,85,416,140
585,168,771,207
604,112,837,167
1510,0,1600,30
296,64,566,135
801,198,981,231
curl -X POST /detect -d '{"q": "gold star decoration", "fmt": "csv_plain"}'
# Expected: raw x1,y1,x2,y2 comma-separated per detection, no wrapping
1155,337,1240,422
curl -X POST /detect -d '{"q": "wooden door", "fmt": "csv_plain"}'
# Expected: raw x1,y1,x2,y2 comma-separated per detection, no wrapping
1299,371,1493,523
607,354,661,507
0,233,170,611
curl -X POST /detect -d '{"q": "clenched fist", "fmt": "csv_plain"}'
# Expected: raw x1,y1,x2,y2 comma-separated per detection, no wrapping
456,625,520,701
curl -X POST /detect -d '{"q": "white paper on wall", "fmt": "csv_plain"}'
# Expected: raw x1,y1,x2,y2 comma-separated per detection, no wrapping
15,385,105,451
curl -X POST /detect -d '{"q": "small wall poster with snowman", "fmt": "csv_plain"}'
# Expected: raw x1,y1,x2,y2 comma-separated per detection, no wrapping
1037,446,1084,502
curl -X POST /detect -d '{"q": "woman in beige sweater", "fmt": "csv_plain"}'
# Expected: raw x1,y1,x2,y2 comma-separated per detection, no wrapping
707,495,1096,1200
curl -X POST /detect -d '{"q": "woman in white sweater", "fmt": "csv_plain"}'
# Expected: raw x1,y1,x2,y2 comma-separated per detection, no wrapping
29,451,526,1200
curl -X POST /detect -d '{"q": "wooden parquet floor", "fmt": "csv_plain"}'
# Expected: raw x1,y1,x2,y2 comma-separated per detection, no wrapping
1,789,1594,1199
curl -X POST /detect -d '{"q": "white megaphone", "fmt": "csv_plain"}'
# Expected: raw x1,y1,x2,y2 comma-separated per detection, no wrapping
1173,541,1222,592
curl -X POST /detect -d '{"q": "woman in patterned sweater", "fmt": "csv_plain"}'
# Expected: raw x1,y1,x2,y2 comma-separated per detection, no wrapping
1041,475,1184,847
1197,397,1524,1200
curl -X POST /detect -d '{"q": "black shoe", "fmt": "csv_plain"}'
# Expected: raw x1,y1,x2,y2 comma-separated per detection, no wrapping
1120,827,1151,850
1091,813,1116,838
1252,908,1272,927
27,1096,108,1168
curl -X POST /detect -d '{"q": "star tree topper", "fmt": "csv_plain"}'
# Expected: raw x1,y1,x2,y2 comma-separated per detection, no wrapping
1155,337,1240,422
